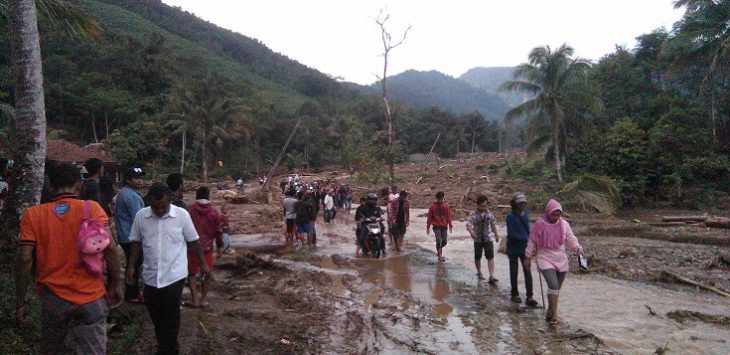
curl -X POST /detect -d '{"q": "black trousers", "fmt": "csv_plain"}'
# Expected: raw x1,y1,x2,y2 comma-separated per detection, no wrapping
508,254,533,298
120,242,143,300
144,279,185,355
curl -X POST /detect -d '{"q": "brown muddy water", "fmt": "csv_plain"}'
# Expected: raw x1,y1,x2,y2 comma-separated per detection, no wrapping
232,208,730,354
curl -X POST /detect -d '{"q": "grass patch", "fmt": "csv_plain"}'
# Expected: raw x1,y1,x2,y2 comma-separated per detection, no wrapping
109,318,141,355
0,270,41,355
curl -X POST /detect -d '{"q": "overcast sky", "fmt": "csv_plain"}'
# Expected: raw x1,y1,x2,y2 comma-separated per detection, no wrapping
161,0,684,85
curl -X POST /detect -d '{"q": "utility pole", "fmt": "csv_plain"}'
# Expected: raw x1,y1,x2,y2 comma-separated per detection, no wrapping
423,132,441,167
261,118,302,190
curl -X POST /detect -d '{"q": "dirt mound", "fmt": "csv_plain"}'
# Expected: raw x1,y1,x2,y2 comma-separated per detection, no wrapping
233,251,281,276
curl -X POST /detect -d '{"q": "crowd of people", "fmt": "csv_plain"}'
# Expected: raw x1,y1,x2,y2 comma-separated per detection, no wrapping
280,181,584,326
13,158,584,354
15,161,232,354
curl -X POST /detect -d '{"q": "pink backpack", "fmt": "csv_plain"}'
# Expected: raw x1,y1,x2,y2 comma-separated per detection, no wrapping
77,200,111,278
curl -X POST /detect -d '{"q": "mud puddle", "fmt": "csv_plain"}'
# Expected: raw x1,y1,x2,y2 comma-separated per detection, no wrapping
273,211,609,354
405,208,730,354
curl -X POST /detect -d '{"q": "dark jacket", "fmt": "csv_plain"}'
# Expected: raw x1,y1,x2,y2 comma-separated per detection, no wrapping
505,209,530,256
171,193,187,211
357,203,382,221
295,199,316,225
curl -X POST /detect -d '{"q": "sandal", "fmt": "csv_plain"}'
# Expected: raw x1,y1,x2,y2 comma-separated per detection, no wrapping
487,277,498,285
181,301,200,308
511,296,521,303
477,273,485,280
525,298,539,307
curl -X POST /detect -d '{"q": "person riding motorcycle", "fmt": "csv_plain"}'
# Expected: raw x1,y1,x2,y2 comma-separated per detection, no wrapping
357,193,385,254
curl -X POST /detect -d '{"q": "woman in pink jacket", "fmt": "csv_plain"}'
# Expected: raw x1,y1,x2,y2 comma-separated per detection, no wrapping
525,199,583,324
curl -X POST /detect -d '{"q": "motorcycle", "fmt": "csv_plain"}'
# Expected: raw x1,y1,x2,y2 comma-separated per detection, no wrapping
361,216,384,258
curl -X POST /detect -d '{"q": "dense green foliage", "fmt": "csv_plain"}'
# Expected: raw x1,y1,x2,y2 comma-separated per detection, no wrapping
0,0,727,209
0,0,507,180
562,1,730,207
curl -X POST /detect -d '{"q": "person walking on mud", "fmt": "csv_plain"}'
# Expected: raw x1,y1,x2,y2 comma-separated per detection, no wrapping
389,191,410,252
187,186,224,308
282,189,298,247
426,191,453,262
525,199,583,325
15,163,123,355
467,195,500,284
115,166,146,303
324,191,335,223
295,191,316,246
126,183,209,354
386,186,400,246
167,173,187,211
506,193,539,307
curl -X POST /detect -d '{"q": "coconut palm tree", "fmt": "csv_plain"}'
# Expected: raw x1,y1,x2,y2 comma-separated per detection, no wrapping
500,44,592,182
3,0,101,208
166,77,251,181
672,0,730,144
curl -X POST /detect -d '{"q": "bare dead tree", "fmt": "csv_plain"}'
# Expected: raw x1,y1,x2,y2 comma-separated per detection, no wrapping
375,10,411,188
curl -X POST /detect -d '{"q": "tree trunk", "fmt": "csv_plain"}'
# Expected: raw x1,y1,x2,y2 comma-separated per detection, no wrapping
90,116,98,143
180,129,186,174
553,124,563,183
8,0,46,208
202,129,208,182
470,131,476,160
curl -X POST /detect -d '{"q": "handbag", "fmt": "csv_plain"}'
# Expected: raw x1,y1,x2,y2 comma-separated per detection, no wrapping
578,252,589,271
497,236,507,254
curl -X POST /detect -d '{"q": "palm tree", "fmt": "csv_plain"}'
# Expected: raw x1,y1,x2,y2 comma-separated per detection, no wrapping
3,0,101,209
672,0,730,144
166,78,251,181
500,44,591,182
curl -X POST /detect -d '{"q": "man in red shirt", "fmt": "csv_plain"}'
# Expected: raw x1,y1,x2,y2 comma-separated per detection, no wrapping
15,163,122,354
187,186,224,307
426,191,453,262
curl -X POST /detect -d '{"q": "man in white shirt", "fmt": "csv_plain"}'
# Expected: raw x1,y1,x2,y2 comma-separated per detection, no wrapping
324,191,335,223
126,183,209,355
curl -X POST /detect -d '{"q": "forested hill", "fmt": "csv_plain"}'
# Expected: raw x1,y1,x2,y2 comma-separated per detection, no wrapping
364,70,510,120
99,0,344,100
459,67,527,107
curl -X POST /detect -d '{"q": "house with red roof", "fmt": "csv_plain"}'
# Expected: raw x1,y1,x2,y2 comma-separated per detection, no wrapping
47,140,122,182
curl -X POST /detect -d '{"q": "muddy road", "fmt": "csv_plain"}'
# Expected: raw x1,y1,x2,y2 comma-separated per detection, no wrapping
116,161,730,354
116,206,730,354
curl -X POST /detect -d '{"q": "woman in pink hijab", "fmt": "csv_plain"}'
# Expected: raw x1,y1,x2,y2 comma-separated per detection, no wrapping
525,199,583,324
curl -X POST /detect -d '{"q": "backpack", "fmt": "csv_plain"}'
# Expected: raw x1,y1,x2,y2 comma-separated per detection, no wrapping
76,200,111,278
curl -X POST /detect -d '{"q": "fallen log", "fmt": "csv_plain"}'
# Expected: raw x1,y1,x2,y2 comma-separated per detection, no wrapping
661,215,708,223
705,217,730,229
649,222,703,227
660,271,730,298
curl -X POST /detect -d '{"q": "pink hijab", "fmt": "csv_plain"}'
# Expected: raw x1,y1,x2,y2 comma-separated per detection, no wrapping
531,199,564,248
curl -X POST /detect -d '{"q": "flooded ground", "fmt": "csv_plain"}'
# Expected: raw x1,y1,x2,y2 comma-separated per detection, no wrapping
117,165,729,354
195,206,730,354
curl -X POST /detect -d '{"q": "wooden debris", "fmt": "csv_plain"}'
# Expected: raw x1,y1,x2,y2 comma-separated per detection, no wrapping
661,215,708,223
649,222,703,227
645,305,658,316
415,176,423,184
632,219,641,223
705,217,730,229
496,205,511,209
660,271,730,297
